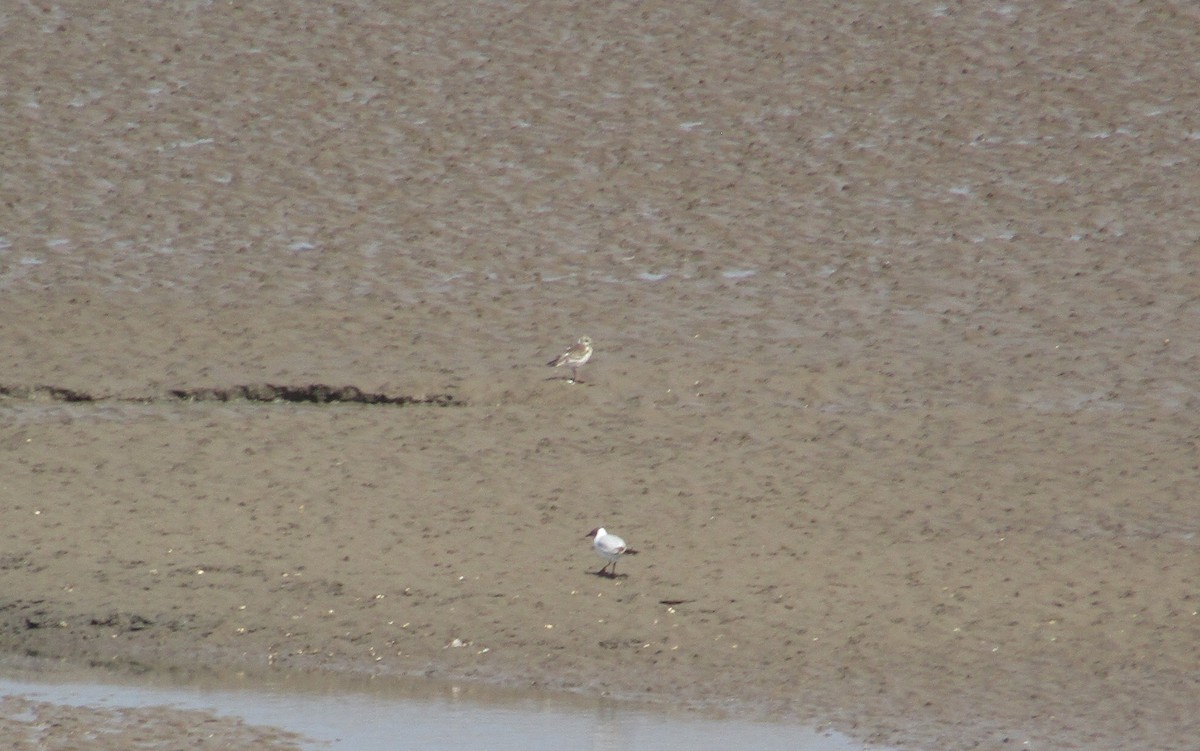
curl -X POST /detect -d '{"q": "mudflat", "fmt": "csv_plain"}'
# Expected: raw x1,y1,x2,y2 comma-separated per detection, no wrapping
1,2,1197,749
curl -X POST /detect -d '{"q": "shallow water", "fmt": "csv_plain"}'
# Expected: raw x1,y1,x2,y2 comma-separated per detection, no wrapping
0,671,875,751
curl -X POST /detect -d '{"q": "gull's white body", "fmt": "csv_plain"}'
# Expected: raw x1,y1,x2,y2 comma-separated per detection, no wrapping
586,526,636,577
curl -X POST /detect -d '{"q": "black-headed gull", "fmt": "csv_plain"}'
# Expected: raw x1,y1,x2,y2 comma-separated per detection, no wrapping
586,526,638,577
547,336,593,382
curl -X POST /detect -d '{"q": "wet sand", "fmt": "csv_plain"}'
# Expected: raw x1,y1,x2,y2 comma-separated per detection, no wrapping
1,2,1198,749
0,693,307,751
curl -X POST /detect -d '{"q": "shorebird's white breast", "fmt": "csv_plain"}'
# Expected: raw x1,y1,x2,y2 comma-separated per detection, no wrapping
594,531,626,560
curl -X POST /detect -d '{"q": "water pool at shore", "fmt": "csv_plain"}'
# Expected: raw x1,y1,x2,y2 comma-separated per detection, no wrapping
0,670,877,751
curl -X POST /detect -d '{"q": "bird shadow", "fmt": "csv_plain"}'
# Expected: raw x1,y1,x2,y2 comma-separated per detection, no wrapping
589,570,628,579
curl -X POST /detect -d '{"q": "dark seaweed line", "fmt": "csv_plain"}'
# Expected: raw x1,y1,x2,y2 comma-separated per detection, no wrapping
0,384,464,407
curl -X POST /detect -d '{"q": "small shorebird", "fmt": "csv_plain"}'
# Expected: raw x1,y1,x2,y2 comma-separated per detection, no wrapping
586,527,638,578
547,335,593,382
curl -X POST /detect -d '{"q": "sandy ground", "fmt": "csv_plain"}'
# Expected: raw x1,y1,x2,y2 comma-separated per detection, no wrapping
2,2,1198,749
